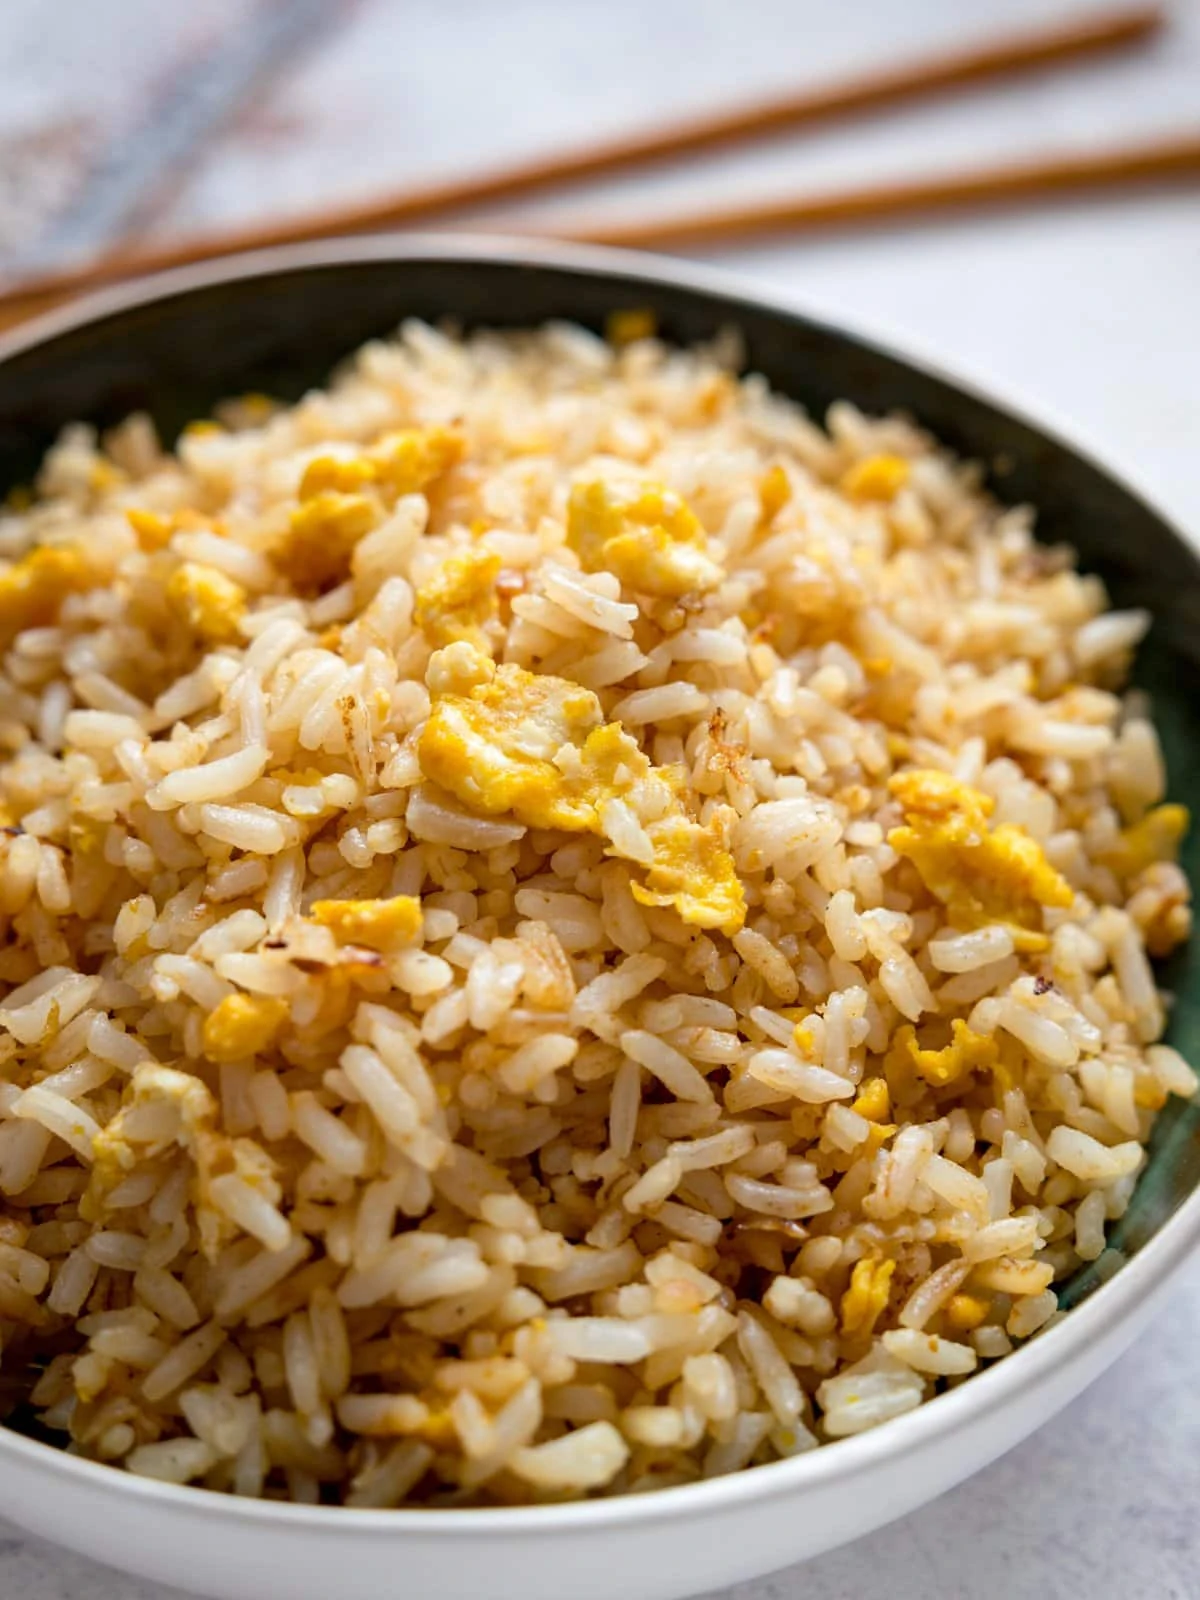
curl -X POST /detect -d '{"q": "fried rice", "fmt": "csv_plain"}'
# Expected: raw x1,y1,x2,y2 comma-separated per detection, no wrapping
0,315,1191,1506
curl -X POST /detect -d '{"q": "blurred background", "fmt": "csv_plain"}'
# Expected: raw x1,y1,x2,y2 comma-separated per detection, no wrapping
1,1,1197,532
0,5,1196,507
1,4,1199,1597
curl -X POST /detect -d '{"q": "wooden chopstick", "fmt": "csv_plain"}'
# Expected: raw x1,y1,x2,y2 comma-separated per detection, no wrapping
0,5,1164,332
542,131,1200,250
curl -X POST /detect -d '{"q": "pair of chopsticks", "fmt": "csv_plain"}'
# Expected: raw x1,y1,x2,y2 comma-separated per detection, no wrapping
1,5,1195,331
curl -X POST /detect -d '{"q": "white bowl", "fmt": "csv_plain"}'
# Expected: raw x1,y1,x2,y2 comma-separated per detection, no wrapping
0,1227,1190,1600
1,236,1197,1600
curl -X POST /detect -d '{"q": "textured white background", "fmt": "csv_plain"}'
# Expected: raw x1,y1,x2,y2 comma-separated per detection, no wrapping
1,2,1198,1595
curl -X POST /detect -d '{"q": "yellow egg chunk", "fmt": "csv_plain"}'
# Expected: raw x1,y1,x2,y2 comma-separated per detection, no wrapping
280,492,378,589
631,811,746,934
88,460,123,493
419,647,745,932
86,1063,217,1214
414,549,501,648
281,428,464,591
418,654,641,831
185,1130,284,1261
605,308,657,347
888,768,1073,940
371,426,465,501
299,454,377,499
851,1076,891,1122
1102,802,1189,876
166,562,247,643
862,1121,898,1155
758,464,792,524
889,769,993,828
299,427,464,505
126,507,174,551
945,1293,989,1333
412,1397,458,1448
310,895,424,952
840,1257,895,1338
0,545,97,647
841,454,911,502
202,994,289,1064
906,1018,998,1088
92,1062,289,1260
567,479,724,598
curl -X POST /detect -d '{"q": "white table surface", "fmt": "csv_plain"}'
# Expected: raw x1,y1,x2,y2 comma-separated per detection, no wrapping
2,2,1199,1595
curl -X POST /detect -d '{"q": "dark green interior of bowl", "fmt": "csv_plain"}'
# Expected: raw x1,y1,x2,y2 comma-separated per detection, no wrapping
0,248,1197,1310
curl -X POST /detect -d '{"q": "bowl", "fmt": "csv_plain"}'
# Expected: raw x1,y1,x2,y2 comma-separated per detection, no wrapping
1,235,1198,1600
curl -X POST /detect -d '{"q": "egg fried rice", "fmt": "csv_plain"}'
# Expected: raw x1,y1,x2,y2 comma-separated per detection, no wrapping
0,317,1191,1505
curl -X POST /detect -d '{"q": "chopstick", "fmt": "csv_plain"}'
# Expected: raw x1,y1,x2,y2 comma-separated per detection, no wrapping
545,131,1200,250
0,5,1164,332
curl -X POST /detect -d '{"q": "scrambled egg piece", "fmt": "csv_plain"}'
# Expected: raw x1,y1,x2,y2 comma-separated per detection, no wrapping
373,426,465,501
840,454,911,502
126,508,174,551
1136,866,1192,960
274,766,359,820
1101,803,1189,877
630,811,746,933
414,550,501,649
888,769,1073,947
418,645,745,932
840,1256,895,1338
906,1018,998,1088
299,426,464,504
605,308,657,347
0,546,97,647
862,1122,898,1155
890,770,990,826
166,562,246,643
88,460,124,493
419,654,641,831
196,1136,283,1258
843,1079,897,1154
280,491,378,590
566,479,724,598
87,1063,217,1212
1134,1074,1169,1112
945,1293,989,1333
851,1077,891,1122
202,994,289,1064
758,464,792,525
299,456,376,498
86,1062,281,1257
282,428,464,589
988,1037,1022,1100
310,895,423,952
413,1399,458,1448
